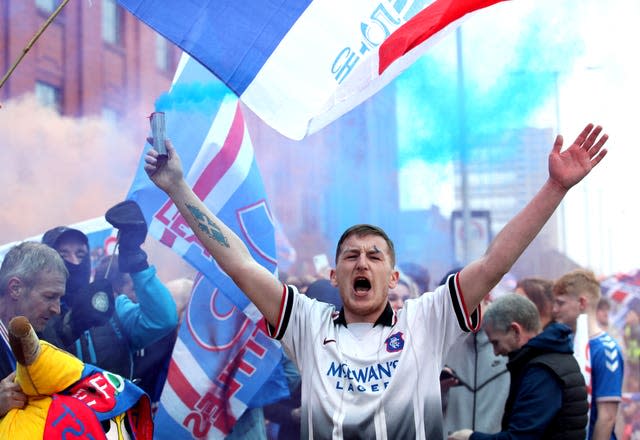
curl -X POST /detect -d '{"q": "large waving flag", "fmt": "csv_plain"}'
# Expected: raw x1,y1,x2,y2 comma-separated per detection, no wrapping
116,0,507,140
127,55,287,438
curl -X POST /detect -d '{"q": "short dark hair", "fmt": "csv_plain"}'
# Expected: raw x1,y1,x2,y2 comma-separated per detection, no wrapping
399,262,430,293
516,278,553,320
0,241,68,294
597,297,611,312
335,224,396,267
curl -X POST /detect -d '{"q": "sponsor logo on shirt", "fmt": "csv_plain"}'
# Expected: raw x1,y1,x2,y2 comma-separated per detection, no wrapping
326,360,399,393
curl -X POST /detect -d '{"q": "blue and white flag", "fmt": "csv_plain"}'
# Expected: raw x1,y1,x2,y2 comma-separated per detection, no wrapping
154,274,286,438
127,55,287,438
0,217,116,267
117,0,507,140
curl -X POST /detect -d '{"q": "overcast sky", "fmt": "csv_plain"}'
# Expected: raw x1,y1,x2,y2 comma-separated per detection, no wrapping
397,0,640,276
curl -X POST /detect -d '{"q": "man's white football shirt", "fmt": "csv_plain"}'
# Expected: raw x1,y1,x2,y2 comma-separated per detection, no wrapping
268,274,480,439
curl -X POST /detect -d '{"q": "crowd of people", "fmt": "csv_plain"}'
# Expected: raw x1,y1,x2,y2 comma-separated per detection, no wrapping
278,269,639,439
0,122,638,439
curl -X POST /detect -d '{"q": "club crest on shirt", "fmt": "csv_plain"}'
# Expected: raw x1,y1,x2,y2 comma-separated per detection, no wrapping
385,332,404,352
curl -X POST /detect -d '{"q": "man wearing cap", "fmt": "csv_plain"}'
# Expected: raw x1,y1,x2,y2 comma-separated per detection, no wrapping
40,226,114,345
40,201,178,380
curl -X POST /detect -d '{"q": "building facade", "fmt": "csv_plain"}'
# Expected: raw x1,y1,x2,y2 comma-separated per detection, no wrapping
0,0,179,126
453,127,577,279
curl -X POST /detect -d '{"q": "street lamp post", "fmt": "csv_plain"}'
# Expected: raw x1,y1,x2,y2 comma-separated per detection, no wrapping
456,27,471,265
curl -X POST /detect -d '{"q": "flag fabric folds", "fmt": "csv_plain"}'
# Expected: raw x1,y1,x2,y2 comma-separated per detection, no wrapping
116,0,507,140
127,55,287,438
601,270,640,329
0,217,115,265
153,274,286,438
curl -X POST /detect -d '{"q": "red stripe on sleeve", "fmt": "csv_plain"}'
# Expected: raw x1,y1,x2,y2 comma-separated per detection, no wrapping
455,273,481,332
266,283,289,338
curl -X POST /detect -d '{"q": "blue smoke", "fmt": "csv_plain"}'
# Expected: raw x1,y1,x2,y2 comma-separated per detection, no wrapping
155,81,232,113
395,5,586,167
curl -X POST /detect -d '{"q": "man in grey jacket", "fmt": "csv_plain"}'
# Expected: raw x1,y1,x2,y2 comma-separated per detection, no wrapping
443,329,510,437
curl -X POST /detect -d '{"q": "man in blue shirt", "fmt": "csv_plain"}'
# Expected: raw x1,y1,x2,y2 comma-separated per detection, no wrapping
553,269,624,440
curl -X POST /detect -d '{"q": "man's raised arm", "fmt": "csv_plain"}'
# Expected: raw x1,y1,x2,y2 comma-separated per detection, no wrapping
144,139,284,327
458,123,609,313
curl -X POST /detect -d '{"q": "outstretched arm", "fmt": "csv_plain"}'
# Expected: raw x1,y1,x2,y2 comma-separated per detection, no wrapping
144,140,284,327
458,123,608,313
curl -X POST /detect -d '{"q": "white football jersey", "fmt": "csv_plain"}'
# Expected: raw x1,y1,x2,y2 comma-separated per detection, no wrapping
268,274,480,439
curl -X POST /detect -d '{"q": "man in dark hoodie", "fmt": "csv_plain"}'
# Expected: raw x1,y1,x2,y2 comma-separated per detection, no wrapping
40,201,178,380
448,293,588,440
39,226,115,346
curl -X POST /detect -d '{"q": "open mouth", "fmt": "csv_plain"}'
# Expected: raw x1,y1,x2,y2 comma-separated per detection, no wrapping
353,277,371,296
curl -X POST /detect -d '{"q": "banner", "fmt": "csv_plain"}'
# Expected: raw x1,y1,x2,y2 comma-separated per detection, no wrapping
0,217,115,268
127,56,287,438
117,0,507,139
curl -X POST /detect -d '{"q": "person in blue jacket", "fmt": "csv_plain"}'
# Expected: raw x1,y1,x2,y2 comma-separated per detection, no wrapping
41,200,178,380
449,294,588,440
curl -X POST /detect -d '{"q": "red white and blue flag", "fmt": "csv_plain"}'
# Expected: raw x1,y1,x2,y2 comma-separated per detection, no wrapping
116,0,507,140
601,269,640,329
127,55,287,438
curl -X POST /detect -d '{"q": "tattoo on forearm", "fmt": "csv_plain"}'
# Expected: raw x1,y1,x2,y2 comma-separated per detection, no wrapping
186,203,230,248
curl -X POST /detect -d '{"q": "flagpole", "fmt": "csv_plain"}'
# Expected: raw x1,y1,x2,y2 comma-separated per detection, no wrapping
0,0,71,91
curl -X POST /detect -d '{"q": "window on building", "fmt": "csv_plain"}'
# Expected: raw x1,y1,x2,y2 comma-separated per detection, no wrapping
35,0,58,13
155,34,169,71
102,0,121,45
35,81,62,113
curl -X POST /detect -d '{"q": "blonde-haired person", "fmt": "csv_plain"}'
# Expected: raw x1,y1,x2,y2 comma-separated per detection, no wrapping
553,269,624,440
388,270,419,311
